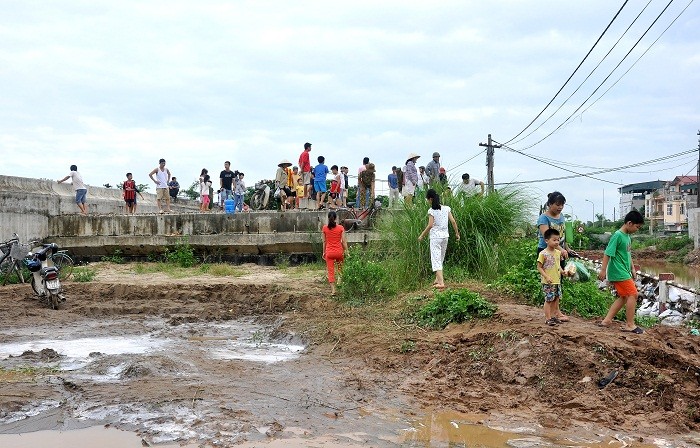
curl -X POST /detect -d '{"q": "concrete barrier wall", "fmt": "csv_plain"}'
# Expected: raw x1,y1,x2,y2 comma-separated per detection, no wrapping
688,207,700,249
0,174,198,243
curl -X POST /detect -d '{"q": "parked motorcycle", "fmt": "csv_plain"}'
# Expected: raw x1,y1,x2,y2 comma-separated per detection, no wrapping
26,243,65,309
251,180,271,210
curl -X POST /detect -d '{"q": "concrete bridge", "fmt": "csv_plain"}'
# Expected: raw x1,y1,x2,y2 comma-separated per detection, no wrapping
0,175,375,260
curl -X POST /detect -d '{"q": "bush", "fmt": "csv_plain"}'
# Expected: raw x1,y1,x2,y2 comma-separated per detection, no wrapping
497,239,616,318
101,249,125,264
337,247,395,305
73,267,96,282
164,239,197,268
416,288,497,329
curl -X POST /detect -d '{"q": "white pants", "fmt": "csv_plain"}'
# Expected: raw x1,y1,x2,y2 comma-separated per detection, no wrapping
389,188,400,207
430,238,448,271
403,180,416,197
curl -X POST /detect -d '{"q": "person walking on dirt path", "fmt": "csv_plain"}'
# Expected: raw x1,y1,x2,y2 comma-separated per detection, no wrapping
403,153,420,207
299,142,313,199
219,161,236,209
597,210,645,334
322,210,348,296
148,158,172,213
58,164,88,215
388,166,400,208
425,152,441,185
418,189,460,289
537,228,568,326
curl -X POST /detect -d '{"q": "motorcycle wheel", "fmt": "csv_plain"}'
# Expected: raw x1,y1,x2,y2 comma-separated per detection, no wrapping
252,193,264,210
49,292,59,310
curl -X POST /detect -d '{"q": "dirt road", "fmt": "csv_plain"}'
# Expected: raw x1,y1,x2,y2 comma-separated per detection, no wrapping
0,263,699,447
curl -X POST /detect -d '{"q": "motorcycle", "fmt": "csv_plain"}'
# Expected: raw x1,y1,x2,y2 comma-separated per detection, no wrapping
26,243,65,310
251,180,271,210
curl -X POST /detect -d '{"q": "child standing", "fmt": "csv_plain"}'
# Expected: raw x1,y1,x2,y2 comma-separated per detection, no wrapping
321,211,348,296
295,177,305,209
234,172,246,212
537,228,566,326
123,173,137,214
199,169,212,212
417,189,460,289
597,210,645,334
313,156,329,210
328,165,341,209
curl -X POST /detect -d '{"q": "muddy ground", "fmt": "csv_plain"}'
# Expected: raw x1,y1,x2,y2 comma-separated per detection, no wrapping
0,261,699,447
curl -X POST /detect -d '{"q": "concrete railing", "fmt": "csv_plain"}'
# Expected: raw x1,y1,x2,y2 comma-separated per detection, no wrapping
0,174,198,243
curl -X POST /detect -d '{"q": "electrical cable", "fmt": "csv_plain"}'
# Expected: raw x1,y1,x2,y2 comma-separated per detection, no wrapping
508,0,654,146
516,0,677,152
445,149,486,173
504,0,630,144
576,0,694,119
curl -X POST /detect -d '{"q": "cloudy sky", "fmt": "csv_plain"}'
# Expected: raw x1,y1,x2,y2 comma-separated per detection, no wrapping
1,0,698,221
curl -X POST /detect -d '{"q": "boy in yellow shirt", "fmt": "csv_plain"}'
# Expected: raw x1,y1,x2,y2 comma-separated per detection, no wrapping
295,177,305,209
537,228,566,326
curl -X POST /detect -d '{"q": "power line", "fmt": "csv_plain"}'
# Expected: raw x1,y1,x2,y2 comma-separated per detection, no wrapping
576,0,694,119
508,0,654,146
445,149,486,173
542,154,696,172
516,0,678,152
504,0,630,144
495,139,695,185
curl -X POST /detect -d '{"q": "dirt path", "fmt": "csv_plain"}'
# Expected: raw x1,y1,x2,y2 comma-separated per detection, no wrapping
0,263,699,447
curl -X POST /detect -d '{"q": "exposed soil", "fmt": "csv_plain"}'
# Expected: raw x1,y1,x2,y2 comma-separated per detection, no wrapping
1,262,700,447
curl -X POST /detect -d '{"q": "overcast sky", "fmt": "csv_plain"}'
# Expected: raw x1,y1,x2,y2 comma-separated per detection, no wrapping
1,0,699,221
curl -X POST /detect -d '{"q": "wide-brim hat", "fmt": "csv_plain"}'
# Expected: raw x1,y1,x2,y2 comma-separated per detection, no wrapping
278,159,292,167
406,152,420,162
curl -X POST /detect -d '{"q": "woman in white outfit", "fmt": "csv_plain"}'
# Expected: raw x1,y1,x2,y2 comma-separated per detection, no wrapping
418,189,460,289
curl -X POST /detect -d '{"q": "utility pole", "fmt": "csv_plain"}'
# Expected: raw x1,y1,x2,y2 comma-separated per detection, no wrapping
479,134,501,193
697,130,700,208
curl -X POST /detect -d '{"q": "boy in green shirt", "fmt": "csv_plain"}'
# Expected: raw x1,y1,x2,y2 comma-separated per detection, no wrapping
597,210,644,334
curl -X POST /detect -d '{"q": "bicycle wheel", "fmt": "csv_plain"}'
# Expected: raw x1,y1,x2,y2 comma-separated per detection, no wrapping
52,253,74,280
0,257,13,284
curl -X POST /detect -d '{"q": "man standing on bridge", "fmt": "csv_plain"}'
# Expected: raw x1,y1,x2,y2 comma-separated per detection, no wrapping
57,164,88,215
148,158,172,213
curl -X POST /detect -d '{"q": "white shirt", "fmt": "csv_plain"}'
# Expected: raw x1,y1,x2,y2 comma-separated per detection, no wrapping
455,178,483,196
156,167,169,189
68,171,86,190
428,205,451,239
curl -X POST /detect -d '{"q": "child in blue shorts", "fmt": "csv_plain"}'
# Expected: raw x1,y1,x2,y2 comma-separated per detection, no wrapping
313,156,329,210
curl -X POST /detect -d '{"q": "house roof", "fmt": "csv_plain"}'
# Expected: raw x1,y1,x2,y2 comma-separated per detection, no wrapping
618,180,667,194
672,175,698,186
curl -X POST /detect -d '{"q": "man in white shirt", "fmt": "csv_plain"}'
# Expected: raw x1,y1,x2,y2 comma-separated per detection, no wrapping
454,173,485,197
57,164,88,215
148,158,172,213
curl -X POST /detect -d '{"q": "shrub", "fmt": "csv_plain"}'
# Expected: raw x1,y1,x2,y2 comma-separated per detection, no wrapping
101,249,125,264
164,238,197,268
337,247,395,305
73,267,96,282
416,288,497,329
497,239,616,318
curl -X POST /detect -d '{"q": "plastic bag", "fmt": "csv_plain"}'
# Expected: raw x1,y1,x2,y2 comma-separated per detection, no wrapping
572,260,590,282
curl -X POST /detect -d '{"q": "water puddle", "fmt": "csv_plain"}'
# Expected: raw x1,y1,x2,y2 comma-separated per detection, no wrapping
401,410,674,448
0,426,196,448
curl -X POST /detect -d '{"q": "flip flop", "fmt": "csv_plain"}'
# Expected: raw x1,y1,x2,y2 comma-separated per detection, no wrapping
556,315,570,322
597,369,618,389
596,321,612,328
620,326,644,334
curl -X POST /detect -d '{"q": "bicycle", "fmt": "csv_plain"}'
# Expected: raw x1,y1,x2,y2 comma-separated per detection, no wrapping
0,236,34,285
0,235,20,280
50,250,74,280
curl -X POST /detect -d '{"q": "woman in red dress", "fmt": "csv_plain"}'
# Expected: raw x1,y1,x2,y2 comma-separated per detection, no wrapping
321,211,348,296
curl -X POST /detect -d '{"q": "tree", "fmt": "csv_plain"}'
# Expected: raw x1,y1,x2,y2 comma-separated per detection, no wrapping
183,181,200,201
595,213,605,227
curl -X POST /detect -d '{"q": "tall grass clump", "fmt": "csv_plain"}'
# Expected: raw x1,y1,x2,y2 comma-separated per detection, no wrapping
337,246,396,305
366,187,532,292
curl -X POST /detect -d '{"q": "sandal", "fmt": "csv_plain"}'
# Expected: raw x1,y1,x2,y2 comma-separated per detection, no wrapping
620,326,644,334
545,318,559,326
555,314,570,322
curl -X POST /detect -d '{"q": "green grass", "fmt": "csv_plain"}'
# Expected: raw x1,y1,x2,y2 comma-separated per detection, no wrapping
415,288,497,330
132,262,246,278
73,267,97,282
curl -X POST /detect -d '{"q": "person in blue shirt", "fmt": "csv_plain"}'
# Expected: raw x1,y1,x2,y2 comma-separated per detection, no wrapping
388,166,400,208
313,156,329,210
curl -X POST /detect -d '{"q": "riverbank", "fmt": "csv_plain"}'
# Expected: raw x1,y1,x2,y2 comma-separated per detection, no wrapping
0,262,699,447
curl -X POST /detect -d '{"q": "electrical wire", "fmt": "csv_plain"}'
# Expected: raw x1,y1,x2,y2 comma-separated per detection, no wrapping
445,149,486,173
495,138,696,185
576,0,694,119
508,0,654,146
504,0,630,144
517,0,678,152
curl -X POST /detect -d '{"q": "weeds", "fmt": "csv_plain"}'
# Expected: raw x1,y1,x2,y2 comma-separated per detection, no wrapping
337,246,396,305
397,340,416,354
415,288,497,330
497,329,519,342
635,315,660,328
164,238,197,268
73,267,96,282
101,249,125,264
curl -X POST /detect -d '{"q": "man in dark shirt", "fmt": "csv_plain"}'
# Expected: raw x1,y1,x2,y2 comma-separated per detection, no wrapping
168,177,180,202
219,161,236,209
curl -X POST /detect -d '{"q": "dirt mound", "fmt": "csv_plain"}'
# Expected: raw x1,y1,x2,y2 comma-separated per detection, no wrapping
1,263,699,443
